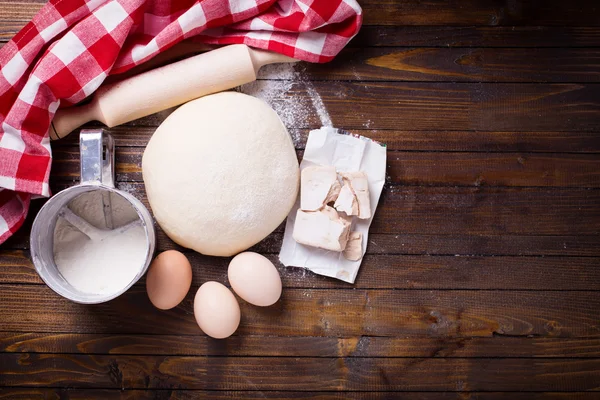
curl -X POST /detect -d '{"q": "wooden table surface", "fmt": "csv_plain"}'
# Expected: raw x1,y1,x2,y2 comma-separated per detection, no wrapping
1,1,600,399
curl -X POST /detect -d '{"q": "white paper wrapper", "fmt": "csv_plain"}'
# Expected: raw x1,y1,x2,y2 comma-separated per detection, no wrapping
279,127,387,283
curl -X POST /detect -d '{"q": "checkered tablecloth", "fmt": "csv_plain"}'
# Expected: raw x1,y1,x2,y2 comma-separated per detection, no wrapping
0,0,362,244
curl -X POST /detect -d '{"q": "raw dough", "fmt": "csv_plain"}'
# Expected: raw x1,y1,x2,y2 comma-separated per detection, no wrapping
142,92,299,256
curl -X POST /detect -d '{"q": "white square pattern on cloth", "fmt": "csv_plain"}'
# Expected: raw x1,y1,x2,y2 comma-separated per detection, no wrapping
50,31,87,65
94,2,130,33
85,0,106,12
40,18,68,42
250,17,274,30
131,39,160,63
82,71,107,96
17,76,42,106
2,53,28,85
247,30,273,41
295,31,327,54
178,3,207,34
0,123,26,153
0,214,8,236
229,0,258,14
0,177,16,192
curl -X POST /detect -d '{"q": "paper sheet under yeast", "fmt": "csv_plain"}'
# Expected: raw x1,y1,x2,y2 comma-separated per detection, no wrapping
279,127,387,283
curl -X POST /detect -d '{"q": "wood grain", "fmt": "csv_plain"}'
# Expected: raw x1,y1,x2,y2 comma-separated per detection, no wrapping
3,250,600,290
53,126,600,153
360,0,600,26
2,333,600,358
0,353,598,391
3,1,599,30
49,146,600,188
2,390,600,400
8,196,600,256
14,183,600,236
0,0,599,26
21,83,600,133
354,26,600,47
57,47,600,83
1,0,599,396
7,221,600,257
119,82,600,132
0,285,598,337
305,48,600,83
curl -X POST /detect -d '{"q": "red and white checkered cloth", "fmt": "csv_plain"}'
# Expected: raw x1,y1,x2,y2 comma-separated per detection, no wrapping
0,0,362,244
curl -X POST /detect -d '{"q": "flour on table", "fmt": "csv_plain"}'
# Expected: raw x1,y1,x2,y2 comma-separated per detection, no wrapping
304,81,332,127
239,62,333,138
53,190,148,295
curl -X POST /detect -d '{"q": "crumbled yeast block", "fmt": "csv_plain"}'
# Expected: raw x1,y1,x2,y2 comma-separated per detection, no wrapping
293,206,351,251
334,182,358,216
343,231,363,261
325,179,341,205
300,165,341,211
340,172,371,219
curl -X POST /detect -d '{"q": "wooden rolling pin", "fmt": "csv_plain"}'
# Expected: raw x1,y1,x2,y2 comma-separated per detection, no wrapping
50,44,297,140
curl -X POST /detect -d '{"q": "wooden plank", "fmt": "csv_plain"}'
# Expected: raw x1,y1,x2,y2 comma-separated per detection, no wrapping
4,249,600,290
2,1,600,29
19,183,600,236
118,82,600,132
371,186,600,235
114,184,600,236
2,332,600,358
2,390,600,400
2,1,599,29
53,126,600,153
27,82,600,133
7,182,600,239
4,194,600,254
0,353,598,391
49,146,600,188
305,48,600,83
0,1,43,22
360,0,600,26
354,26,600,47
0,285,598,337
7,212,600,257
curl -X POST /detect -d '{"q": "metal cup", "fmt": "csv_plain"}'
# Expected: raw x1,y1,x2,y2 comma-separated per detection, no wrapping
30,129,156,304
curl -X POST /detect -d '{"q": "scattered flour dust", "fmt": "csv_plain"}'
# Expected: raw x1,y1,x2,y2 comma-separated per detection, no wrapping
53,190,148,295
304,82,332,127
239,62,333,142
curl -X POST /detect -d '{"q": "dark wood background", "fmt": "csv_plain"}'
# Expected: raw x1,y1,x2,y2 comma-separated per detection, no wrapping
1,0,600,398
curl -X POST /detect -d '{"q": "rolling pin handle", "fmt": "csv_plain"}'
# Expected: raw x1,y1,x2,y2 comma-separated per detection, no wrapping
248,47,298,75
51,101,102,141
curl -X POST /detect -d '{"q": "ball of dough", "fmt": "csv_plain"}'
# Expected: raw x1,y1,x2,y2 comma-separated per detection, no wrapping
142,92,299,256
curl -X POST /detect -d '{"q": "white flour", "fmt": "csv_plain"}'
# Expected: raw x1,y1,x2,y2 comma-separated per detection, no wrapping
239,62,333,137
53,191,148,295
304,81,333,127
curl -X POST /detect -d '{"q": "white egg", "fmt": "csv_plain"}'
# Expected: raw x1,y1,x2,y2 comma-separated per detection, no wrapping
228,252,282,307
193,281,240,339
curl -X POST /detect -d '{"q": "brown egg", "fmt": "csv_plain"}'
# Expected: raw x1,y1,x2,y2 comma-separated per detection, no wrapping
146,250,192,310
194,281,240,339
